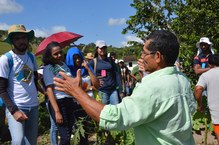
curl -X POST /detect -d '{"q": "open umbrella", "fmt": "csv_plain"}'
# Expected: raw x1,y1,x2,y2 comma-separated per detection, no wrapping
35,31,83,56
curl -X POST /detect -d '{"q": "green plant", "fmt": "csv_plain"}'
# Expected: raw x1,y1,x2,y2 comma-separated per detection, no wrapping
38,95,50,135
70,115,135,145
192,96,213,145
72,117,86,145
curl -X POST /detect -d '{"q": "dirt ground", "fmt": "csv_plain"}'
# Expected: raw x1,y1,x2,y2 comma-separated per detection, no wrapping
37,132,218,145
1,131,218,145
193,129,218,145
1,126,218,145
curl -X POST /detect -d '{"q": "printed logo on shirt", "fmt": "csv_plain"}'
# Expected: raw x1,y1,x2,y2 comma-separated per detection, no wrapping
48,64,72,77
15,64,33,84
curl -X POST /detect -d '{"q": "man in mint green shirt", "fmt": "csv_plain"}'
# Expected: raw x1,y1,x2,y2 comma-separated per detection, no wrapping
54,30,196,145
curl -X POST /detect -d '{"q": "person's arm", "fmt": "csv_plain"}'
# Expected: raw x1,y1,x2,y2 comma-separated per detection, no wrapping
116,70,125,98
194,85,204,113
0,77,28,121
194,64,210,75
54,70,105,122
46,85,63,124
82,60,99,89
34,71,39,91
36,73,46,94
130,73,137,81
126,68,131,87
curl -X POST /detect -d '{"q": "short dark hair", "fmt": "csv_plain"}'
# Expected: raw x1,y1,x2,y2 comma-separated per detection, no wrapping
208,54,219,66
42,41,61,66
146,30,179,66
110,52,116,57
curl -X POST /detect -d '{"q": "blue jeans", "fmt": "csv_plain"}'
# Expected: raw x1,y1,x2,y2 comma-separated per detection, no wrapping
6,106,38,145
49,98,74,145
99,90,119,105
125,84,133,96
46,100,58,145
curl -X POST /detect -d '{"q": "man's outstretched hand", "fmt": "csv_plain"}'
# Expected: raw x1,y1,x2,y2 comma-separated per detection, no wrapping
53,69,82,96
54,69,104,122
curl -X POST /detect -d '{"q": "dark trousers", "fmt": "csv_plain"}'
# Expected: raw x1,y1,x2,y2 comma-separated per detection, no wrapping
49,98,75,145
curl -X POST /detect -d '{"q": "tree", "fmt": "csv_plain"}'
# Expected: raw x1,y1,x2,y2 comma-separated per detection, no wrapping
172,1,219,82
122,0,178,40
122,0,219,84
122,1,219,143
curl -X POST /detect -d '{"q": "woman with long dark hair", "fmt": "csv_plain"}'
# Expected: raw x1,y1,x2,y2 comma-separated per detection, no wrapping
88,40,123,105
42,41,74,145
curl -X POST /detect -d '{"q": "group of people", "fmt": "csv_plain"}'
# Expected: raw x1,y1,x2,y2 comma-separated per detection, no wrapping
0,24,124,145
193,37,219,143
0,23,218,145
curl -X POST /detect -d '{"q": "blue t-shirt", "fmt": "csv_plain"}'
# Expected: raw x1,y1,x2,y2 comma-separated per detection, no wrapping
89,57,117,93
194,53,212,68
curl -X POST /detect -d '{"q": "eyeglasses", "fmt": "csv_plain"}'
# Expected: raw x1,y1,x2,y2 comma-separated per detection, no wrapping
141,50,156,56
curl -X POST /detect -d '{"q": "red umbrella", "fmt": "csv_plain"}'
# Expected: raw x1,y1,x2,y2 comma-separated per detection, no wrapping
35,31,83,56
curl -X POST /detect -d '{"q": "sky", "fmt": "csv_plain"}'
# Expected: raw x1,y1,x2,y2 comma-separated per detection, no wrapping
0,0,143,47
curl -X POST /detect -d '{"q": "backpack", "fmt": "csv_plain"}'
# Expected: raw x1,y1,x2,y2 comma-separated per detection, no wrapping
0,98,3,107
5,51,35,72
93,57,122,92
0,52,35,106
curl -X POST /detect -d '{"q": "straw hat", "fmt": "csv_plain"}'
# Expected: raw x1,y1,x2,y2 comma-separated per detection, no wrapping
85,52,94,59
4,24,34,44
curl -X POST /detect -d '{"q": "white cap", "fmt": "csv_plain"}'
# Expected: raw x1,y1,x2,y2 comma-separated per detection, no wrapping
196,37,213,48
119,59,124,63
95,40,107,48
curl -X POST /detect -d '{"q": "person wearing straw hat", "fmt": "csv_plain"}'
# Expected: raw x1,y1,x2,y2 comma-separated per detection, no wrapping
0,24,39,145
85,52,94,62
194,37,214,75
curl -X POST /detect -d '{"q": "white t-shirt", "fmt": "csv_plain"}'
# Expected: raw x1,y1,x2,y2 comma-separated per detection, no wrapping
43,63,73,100
196,67,219,124
82,75,94,98
0,50,38,107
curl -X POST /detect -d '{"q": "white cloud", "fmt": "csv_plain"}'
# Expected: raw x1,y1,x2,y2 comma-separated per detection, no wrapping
108,18,126,26
51,26,67,33
34,28,49,38
0,23,67,38
0,0,23,14
0,23,10,30
34,26,67,37
121,41,129,47
120,35,144,47
125,35,143,43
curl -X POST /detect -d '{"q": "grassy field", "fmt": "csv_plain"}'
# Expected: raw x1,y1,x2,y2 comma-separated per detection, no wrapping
0,42,12,55
0,41,44,66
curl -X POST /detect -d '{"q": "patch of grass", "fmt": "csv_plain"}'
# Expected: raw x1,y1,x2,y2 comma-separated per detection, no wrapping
37,133,51,145
0,42,12,55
